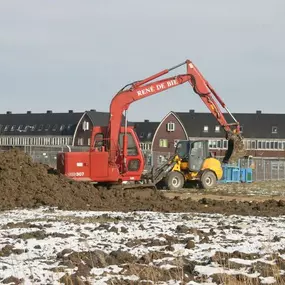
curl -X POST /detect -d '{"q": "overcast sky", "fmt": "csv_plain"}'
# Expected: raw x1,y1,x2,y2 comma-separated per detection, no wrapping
0,0,284,122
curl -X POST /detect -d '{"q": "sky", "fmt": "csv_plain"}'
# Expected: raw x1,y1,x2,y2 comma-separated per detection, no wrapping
0,0,284,122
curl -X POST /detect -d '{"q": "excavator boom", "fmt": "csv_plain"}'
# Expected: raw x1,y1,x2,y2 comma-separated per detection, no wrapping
108,60,246,164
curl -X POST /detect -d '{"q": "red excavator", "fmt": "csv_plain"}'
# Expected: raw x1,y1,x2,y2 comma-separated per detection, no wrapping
57,60,246,188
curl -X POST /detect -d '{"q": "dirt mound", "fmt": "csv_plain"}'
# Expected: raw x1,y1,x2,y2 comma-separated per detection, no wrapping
0,149,285,216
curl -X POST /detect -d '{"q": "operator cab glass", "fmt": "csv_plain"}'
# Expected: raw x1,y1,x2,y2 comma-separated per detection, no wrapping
175,140,211,171
175,141,190,159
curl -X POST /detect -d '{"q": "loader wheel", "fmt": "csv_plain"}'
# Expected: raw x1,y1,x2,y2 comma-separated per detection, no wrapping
200,171,217,189
165,171,184,190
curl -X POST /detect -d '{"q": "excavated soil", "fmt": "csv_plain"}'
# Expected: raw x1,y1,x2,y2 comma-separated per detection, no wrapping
0,149,285,216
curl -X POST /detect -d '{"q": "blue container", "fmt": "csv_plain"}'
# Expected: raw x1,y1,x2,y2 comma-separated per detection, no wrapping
219,161,253,184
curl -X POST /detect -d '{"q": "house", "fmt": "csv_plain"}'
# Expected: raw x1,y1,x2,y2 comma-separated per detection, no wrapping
72,110,127,146
132,120,159,151
0,109,114,149
151,109,285,167
0,110,82,149
2,108,285,169
132,120,160,169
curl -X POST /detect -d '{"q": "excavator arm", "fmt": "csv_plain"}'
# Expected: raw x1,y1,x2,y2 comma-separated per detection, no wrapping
108,60,245,164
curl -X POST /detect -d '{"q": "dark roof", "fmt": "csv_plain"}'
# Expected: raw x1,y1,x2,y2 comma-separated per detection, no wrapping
0,111,83,136
86,110,127,127
175,111,285,139
132,120,160,142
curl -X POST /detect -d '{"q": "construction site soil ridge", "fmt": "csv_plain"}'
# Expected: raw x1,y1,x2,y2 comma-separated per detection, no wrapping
0,149,284,216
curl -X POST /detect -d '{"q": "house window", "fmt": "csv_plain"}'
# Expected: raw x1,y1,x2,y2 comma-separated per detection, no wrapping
45,124,50,131
52,124,58,131
159,139,168,148
274,142,278,149
4,125,9,131
217,140,222,148
147,132,152,140
215,126,220,132
174,139,180,148
60,125,65,131
278,142,283,149
82,121,89,131
38,124,43,131
17,125,23,131
88,138,91,146
203,125,208,132
272,126,278,134
11,125,16,131
223,140,228,149
166,122,175,132
78,138,84,146
139,132,144,139
239,126,243,133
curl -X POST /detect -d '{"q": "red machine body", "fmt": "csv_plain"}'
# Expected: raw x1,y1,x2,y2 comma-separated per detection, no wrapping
57,60,244,184
57,126,144,182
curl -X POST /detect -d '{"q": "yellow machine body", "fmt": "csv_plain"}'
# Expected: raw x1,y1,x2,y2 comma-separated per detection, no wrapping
172,156,223,181
157,140,224,190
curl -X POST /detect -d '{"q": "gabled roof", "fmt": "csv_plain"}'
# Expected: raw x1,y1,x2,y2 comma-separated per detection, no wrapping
86,110,127,127
175,111,285,139
86,110,111,126
0,111,83,136
132,120,160,142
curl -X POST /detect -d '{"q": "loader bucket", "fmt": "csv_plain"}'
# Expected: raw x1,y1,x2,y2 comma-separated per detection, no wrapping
222,135,247,164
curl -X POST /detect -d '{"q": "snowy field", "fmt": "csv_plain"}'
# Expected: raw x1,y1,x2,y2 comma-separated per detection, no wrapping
0,207,285,285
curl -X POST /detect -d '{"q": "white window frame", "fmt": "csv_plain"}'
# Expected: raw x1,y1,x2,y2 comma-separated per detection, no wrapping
215,126,220,133
174,139,180,148
166,122,175,132
82,121,89,131
272,126,278,134
203,125,209,132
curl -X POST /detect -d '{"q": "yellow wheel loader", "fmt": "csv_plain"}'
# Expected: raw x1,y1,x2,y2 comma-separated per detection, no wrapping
150,140,226,190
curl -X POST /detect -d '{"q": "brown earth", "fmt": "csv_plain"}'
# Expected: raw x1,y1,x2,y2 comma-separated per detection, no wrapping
0,148,285,216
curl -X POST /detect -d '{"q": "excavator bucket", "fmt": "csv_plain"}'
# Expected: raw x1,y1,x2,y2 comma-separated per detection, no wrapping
222,134,247,164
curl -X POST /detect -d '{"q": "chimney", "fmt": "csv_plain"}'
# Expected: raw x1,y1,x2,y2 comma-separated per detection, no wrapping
46,110,52,114
6,111,12,114
189,109,195,114
90,109,96,112
256,110,262,114
27,111,32,114
68,110,73,113
144,119,149,123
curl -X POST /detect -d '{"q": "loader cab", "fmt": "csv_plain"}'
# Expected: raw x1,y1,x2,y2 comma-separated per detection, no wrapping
175,140,210,171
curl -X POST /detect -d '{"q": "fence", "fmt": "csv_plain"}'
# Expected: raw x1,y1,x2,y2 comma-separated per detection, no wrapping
143,151,285,181
3,145,285,182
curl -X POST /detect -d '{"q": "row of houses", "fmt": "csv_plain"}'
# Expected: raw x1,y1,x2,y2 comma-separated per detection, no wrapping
1,109,285,163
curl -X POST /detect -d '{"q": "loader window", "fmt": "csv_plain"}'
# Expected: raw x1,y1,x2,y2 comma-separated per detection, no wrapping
175,141,189,159
119,133,138,156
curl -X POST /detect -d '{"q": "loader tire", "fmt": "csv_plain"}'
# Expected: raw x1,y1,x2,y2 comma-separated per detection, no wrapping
200,171,217,189
165,171,184,190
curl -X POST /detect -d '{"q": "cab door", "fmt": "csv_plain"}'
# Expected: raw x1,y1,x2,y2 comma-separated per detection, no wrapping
188,140,209,171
